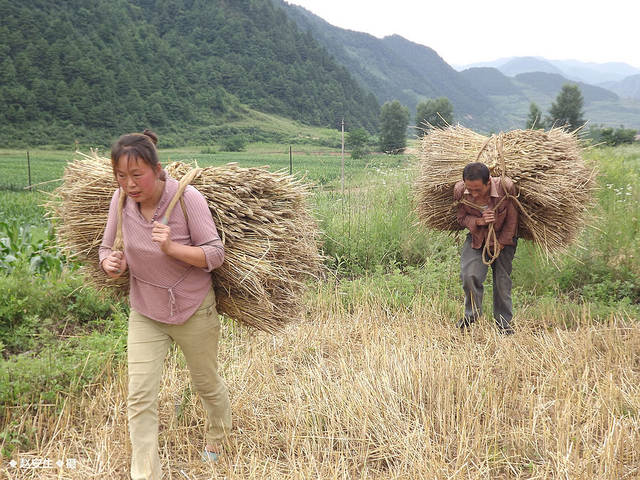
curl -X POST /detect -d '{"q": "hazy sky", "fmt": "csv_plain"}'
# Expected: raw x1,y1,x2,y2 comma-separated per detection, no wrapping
285,0,640,69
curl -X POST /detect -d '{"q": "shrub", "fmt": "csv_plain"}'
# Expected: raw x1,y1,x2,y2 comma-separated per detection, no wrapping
0,220,65,275
220,135,247,152
0,268,122,356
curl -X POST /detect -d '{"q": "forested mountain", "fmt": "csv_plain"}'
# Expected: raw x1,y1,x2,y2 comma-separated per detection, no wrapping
0,0,380,147
274,0,507,132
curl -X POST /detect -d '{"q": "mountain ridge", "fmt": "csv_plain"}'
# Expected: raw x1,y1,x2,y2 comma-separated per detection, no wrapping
275,0,506,131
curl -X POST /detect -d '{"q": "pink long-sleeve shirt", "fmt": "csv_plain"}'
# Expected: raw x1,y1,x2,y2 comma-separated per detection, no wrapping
99,175,224,325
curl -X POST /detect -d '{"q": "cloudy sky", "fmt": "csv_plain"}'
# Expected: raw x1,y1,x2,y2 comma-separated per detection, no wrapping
285,0,640,69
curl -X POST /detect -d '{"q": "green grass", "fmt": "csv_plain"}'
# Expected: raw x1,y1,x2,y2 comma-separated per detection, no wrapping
0,190,48,225
0,141,397,192
0,149,73,192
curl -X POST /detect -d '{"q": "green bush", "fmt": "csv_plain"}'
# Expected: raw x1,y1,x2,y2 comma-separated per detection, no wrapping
0,220,66,275
220,135,247,152
0,268,121,356
588,125,637,146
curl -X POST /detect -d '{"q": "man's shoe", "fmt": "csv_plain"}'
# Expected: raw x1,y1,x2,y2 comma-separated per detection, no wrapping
495,317,514,335
456,317,475,330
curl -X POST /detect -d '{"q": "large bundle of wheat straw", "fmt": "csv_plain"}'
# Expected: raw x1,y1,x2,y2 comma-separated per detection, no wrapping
414,125,597,256
46,151,322,334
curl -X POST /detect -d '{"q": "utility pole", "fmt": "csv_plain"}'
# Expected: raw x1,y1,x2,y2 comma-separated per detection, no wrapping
341,118,345,196
289,145,292,175
27,151,31,190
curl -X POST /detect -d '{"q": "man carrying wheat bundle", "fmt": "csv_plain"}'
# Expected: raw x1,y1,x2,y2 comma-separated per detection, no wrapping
416,126,596,336
454,162,518,334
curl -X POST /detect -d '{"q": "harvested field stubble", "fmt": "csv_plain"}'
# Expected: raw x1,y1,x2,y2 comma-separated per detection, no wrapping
3,294,638,479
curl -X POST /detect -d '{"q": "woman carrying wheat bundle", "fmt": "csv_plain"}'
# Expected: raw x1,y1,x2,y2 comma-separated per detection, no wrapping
99,130,229,479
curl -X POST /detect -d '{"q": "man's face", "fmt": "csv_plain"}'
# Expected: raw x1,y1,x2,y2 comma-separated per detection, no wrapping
464,178,490,201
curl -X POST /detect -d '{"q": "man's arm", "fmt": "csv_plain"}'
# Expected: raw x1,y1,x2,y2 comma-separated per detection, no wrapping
454,181,480,232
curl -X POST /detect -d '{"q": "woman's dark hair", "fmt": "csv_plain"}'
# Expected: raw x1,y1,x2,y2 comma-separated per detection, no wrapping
110,129,159,176
462,162,490,184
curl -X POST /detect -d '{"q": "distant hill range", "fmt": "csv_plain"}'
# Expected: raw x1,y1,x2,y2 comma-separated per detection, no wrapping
457,56,640,85
601,75,640,101
458,56,640,103
458,68,640,130
277,2,640,130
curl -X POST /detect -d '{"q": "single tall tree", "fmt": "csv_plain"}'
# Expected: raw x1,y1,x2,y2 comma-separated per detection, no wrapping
416,97,454,136
526,102,544,129
548,84,585,131
379,100,410,153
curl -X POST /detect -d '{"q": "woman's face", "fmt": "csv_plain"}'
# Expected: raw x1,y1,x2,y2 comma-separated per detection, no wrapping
114,155,162,205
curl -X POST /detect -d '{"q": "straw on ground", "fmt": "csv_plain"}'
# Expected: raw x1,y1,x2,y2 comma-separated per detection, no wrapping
2,293,638,479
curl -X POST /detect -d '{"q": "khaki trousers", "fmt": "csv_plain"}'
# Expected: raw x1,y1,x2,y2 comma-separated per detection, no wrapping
127,289,231,480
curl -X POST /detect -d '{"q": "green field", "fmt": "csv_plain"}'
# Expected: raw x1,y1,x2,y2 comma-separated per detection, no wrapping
0,142,403,191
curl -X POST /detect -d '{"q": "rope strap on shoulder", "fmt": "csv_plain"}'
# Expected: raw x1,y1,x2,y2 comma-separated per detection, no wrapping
113,167,203,251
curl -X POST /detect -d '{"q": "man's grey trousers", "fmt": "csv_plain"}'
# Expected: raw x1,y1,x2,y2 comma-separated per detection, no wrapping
460,234,517,329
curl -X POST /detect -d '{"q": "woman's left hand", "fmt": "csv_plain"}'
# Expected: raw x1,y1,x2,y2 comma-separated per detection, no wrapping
152,221,174,254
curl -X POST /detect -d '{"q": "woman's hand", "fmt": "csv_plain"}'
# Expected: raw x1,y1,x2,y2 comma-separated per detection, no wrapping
102,250,127,278
152,221,174,255
152,221,207,267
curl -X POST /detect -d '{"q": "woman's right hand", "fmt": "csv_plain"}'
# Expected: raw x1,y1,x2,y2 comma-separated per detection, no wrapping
102,250,127,278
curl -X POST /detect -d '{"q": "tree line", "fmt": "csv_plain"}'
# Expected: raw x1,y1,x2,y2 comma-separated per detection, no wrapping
0,0,379,147
374,84,637,154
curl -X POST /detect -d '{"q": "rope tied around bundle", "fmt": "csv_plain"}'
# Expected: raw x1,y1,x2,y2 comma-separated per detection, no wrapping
455,133,537,265
415,125,596,262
